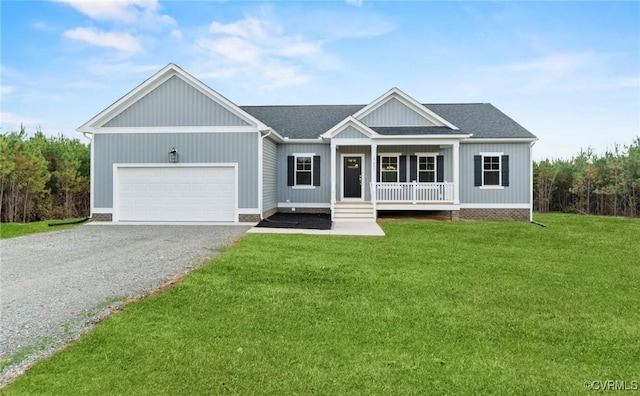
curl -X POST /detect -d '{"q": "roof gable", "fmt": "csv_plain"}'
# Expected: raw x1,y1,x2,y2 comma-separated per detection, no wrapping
360,97,436,127
353,88,459,130
79,63,267,133
322,116,378,139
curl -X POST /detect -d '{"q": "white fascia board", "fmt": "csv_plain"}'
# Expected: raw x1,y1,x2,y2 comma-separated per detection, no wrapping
262,128,285,143
321,116,378,139
352,87,459,130
373,134,471,140
88,126,259,134
462,138,538,143
281,138,327,144
331,138,373,146
371,136,471,146
78,63,268,132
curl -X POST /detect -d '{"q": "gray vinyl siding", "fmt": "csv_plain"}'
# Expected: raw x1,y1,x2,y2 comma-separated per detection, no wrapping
277,144,331,204
441,146,453,182
104,76,250,127
94,132,259,209
361,98,435,126
262,137,277,212
459,143,531,204
334,126,368,139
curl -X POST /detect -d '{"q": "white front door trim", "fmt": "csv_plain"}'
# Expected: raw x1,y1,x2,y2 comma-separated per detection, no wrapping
340,153,366,201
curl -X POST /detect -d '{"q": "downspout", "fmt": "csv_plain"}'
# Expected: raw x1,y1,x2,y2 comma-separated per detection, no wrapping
529,140,536,223
259,129,273,220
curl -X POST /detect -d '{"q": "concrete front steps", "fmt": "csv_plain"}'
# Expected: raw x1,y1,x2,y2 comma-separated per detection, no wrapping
333,201,376,221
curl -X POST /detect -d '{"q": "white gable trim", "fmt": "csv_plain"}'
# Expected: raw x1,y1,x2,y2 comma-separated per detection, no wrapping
78,63,268,133
352,87,459,130
321,116,379,139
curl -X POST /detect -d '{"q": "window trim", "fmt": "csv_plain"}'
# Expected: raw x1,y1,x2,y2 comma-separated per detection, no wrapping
292,153,315,189
379,154,400,183
479,152,504,189
417,154,437,183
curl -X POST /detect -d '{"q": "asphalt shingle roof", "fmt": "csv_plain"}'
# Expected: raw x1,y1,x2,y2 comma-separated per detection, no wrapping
240,103,536,140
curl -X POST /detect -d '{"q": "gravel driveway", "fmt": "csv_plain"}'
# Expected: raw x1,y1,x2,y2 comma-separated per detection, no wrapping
0,223,250,381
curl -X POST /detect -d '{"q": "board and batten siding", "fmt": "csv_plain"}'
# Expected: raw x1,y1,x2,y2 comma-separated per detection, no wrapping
262,137,277,212
277,144,331,205
104,76,250,128
459,143,531,204
94,133,259,209
334,126,369,139
361,98,435,126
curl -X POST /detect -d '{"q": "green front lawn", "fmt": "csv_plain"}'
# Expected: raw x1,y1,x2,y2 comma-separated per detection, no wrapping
4,214,639,395
0,219,87,239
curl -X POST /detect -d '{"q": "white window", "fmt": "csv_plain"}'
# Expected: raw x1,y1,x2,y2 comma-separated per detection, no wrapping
418,156,436,183
483,155,500,186
380,156,399,182
295,155,313,186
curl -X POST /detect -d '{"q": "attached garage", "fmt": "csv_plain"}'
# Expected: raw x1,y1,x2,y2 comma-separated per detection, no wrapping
113,164,237,222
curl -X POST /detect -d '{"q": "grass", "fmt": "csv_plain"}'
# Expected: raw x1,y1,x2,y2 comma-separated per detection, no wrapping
4,214,639,395
0,218,87,239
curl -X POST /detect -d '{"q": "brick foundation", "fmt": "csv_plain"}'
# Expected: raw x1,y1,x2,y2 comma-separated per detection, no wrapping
239,214,261,222
450,210,460,221
459,208,530,221
92,213,112,221
262,207,278,219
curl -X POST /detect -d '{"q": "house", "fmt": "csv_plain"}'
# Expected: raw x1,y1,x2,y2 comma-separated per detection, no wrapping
78,63,537,223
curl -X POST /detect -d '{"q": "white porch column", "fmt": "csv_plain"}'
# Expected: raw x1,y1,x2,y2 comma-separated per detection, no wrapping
371,143,377,213
452,141,460,204
330,142,337,219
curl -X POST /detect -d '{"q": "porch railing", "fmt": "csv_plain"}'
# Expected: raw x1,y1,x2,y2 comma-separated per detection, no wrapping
372,181,454,203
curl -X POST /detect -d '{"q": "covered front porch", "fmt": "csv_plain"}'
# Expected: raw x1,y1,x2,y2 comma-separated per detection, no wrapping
329,138,462,220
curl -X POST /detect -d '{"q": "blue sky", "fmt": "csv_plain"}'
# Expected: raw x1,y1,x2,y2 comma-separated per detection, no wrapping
1,1,639,160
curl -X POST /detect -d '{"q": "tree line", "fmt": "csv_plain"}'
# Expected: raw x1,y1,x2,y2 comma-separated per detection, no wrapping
534,137,640,217
1,127,639,223
0,127,90,223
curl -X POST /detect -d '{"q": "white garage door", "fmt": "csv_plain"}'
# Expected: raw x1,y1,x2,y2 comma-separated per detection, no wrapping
115,166,236,222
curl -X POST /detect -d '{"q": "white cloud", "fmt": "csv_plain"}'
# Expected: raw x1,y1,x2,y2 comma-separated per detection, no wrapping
55,0,175,29
170,29,183,40
279,41,322,57
195,16,330,90
31,21,61,32
197,36,261,65
0,112,42,126
1,85,16,96
345,0,363,6
63,27,143,53
495,52,599,78
209,18,271,40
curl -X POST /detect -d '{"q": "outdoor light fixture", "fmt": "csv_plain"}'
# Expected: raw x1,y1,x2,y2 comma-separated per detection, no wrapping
168,147,178,163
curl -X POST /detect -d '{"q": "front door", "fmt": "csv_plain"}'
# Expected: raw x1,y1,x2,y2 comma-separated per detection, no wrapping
343,156,362,199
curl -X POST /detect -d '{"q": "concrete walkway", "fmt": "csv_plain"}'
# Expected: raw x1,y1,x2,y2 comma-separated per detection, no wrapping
247,221,385,236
